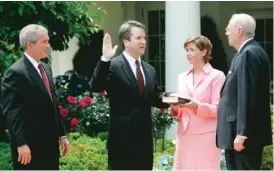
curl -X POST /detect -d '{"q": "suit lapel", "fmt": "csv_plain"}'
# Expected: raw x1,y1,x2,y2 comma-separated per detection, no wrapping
221,50,242,95
120,55,139,94
24,56,52,102
142,62,152,99
41,62,56,103
221,40,256,96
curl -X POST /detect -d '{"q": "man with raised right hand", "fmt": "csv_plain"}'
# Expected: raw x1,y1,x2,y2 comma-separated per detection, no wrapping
89,20,169,170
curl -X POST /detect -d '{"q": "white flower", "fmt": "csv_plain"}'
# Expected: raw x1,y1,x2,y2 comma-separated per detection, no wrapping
64,83,69,89
86,121,90,126
162,158,168,165
172,139,176,145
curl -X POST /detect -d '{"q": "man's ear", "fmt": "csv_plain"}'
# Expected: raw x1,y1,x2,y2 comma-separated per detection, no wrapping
26,41,33,48
123,39,129,48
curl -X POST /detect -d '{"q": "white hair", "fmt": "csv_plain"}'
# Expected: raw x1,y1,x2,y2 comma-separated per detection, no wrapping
230,13,256,38
19,24,48,49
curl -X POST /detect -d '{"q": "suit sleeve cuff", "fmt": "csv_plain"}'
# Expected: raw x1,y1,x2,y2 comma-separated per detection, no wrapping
16,136,28,147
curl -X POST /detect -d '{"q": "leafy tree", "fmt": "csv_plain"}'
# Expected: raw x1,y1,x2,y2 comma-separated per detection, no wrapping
0,1,106,83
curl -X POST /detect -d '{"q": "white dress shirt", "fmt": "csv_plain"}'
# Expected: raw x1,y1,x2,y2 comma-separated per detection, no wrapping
238,38,253,52
24,52,42,78
101,51,146,85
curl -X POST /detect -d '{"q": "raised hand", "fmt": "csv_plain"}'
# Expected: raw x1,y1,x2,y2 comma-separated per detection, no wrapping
102,33,118,58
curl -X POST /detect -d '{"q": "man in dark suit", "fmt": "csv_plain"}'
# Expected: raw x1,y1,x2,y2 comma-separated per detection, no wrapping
216,13,272,170
1,24,69,170
89,20,169,170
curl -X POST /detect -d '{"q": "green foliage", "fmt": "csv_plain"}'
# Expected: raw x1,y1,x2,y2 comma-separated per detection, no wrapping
152,108,174,152
153,139,175,170
82,92,109,136
60,132,108,170
0,134,108,170
152,108,174,138
0,142,12,170
97,132,108,141
155,138,174,152
261,145,273,170
0,1,105,84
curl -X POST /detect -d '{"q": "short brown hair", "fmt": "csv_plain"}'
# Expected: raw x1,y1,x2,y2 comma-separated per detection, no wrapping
118,20,147,48
184,35,213,63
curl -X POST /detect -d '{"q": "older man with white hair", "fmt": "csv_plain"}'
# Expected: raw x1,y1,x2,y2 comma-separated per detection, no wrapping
216,13,272,170
1,24,69,170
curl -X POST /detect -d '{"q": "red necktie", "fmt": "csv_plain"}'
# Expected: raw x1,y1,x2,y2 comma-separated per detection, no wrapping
135,60,145,96
38,64,53,101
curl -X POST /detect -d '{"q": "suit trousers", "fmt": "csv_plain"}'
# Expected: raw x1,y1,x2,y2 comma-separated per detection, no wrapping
108,148,153,170
225,144,263,170
11,144,59,170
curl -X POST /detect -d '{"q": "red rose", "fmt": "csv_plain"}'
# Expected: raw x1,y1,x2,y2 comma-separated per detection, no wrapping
160,108,166,112
70,117,79,127
58,105,63,111
98,91,105,95
60,109,68,118
84,96,92,105
67,96,76,104
78,99,86,108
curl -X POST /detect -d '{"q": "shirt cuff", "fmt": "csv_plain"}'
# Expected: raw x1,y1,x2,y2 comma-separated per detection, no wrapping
101,56,111,62
237,135,248,139
59,136,67,140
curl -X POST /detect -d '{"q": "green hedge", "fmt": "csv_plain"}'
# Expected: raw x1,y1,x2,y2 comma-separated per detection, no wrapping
0,133,108,170
59,132,108,170
0,142,12,170
262,145,273,170
0,134,272,170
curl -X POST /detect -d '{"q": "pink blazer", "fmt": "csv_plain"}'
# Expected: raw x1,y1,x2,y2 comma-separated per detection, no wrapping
172,63,225,134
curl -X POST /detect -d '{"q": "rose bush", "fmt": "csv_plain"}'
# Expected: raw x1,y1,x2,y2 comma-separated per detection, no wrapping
54,70,175,138
54,70,109,137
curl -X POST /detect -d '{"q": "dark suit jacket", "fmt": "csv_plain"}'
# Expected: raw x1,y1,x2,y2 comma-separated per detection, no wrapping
216,39,272,150
1,55,66,169
0,98,5,141
89,54,169,169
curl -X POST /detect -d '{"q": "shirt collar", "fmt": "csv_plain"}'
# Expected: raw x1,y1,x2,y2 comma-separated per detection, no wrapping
238,38,253,52
24,52,40,69
123,51,141,66
186,62,212,75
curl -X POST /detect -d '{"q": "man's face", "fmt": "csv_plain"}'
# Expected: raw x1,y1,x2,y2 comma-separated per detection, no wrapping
124,26,146,57
27,30,50,60
225,20,240,48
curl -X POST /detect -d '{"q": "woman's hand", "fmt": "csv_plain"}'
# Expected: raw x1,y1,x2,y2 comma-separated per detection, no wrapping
178,100,198,110
170,104,180,113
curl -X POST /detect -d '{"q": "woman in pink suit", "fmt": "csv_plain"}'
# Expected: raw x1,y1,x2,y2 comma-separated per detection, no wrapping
171,35,226,170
